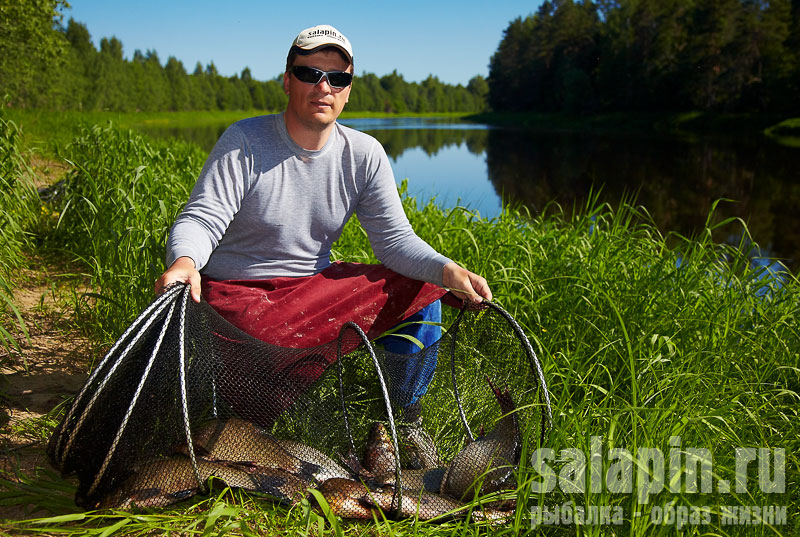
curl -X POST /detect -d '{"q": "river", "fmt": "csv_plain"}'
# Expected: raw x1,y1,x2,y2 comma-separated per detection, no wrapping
142,116,800,272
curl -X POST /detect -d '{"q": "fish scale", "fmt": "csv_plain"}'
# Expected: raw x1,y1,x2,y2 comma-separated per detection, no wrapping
187,418,344,483
440,378,521,500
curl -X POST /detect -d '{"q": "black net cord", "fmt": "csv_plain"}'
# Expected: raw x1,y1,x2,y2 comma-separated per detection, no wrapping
178,286,206,494
336,321,403,516
336,329,353,458
88,290,182,496
482,300,553,436
53,283,185,467
447,299,553,447
447,305,474,442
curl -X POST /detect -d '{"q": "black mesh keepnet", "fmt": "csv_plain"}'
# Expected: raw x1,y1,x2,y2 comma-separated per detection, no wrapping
48,283,552,521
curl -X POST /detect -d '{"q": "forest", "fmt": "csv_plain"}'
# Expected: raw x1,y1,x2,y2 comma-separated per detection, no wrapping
488,0,800,113
0,1,489,114
5,1,799,117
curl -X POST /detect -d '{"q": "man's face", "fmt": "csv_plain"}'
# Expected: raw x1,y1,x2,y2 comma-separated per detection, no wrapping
283,49,352,132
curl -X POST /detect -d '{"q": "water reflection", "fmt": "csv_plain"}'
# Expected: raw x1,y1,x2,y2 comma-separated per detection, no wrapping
484,128,800,271
354,127,488,159
390,145,498,216
340,117,488,131
141,116,800,271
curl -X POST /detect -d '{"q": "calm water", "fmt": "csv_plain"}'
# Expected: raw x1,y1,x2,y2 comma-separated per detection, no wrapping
142,116,800,271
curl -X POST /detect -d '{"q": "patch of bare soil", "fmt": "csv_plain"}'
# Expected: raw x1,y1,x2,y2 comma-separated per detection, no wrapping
0,158,93,520
28,156,70,190
0,264,96,520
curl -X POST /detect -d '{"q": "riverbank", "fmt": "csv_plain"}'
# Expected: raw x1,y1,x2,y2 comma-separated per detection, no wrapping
1,112,797,535
11,108,800,157
8,108,800,272
5,109,469,155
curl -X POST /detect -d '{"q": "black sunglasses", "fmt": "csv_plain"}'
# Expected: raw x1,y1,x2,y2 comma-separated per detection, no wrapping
291,66,353,88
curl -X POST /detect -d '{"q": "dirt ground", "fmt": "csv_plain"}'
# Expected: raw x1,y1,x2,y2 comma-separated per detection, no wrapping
0,264,95,519
0,159,92,520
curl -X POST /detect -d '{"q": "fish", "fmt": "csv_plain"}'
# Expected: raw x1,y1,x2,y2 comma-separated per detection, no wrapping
362,487,466,520
186,418,293,467
362,422,396,476
339,422,396,481
439,377,521,500
98,456,257,509
373,467,446,493
362,486,514,521
315,478,513,522
183,418,336,483
276,438,351,482
313,466,513,522
315,478,378,519
248,467,311,505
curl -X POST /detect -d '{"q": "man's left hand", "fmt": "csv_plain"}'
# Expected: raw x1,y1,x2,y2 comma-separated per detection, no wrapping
442,262,492,304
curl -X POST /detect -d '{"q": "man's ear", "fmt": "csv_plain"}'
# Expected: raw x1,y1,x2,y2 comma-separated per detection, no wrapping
283,71,290,94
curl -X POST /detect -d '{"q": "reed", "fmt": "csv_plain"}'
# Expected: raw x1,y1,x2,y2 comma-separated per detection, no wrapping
1,119,797,536
0,112,46,354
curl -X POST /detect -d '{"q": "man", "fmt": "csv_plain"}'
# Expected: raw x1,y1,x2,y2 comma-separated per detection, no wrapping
155,24,491,467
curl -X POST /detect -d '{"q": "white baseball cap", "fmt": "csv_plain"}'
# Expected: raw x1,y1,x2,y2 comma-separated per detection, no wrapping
290,24,353,63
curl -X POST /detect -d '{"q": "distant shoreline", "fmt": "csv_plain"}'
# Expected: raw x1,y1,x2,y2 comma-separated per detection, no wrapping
8,109,800,153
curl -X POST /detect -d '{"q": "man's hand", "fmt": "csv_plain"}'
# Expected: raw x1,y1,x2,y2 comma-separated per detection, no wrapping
154,256,201,303
442,262,492,304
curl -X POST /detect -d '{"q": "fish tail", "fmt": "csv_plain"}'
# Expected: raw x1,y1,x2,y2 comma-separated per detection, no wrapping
299,461,325,482
485,376,514,414
341,449,373,478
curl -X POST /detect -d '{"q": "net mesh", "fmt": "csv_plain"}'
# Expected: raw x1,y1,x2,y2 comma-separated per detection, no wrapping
48,283,552,520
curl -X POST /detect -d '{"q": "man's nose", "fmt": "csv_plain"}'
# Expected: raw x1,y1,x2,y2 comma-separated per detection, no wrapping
315,75,332,92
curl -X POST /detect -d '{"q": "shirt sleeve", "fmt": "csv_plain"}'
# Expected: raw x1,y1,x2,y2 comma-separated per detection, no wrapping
166,124,254,270
355,139,452,286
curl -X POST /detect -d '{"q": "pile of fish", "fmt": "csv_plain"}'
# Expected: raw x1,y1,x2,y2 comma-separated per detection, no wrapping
99,379,521,521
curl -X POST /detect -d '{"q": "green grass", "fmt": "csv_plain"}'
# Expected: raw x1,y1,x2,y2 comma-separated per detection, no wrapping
0,113,46,354
1,115,797,535
764,118,800,147
4,109,473,159
3,110,270,157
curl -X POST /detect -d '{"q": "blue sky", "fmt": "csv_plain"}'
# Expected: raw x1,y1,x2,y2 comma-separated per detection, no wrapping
63,1,544,86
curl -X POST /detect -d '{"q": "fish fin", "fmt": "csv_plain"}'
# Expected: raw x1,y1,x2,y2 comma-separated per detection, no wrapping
299,461,325,481
168,488,199,501
422,467,447,492
251,474,295,503
485,376,515,414
341,449,373,479
129,487,162,502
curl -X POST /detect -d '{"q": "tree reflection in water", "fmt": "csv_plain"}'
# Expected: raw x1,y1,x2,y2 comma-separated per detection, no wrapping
484,128,800,272
145,117,800,272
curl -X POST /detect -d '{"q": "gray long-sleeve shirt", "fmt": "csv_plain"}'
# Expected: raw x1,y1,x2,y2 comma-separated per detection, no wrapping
166,113,451,286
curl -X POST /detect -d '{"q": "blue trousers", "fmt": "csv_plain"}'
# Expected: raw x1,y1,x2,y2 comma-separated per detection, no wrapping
380,300,441,408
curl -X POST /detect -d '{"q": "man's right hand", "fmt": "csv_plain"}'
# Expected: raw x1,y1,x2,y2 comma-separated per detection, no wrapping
154,256,201,303
442,262,492,304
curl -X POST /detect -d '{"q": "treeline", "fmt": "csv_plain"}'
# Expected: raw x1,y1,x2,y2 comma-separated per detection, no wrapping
489,0,800,113
1,2,487,114
362,127,488,160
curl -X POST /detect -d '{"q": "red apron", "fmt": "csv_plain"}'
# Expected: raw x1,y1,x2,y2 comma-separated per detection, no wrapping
200,262,453,426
